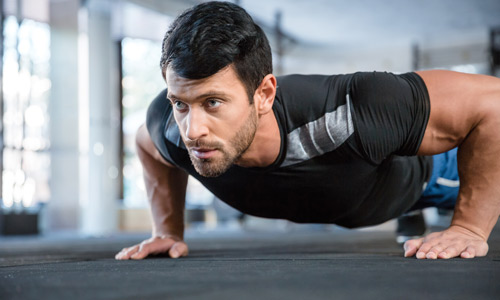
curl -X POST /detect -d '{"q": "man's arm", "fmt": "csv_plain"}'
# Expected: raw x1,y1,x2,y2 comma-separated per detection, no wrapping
404,70,500,259
115,124,189,260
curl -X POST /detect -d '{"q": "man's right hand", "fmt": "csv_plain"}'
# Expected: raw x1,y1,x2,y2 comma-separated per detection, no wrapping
115,236,189,260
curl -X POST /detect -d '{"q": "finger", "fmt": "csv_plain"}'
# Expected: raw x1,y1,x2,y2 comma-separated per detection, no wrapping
460,246,476,259
115,252,124,260
131,242,155,260
115,248,127,260
416,242,434,259
169,241,189,258
130,246,150,260
404,238,423,258
115,245,139,260
131,238,177,260
425,245,444,259
475,242,489,257
437,246,459,259
115,246,132,259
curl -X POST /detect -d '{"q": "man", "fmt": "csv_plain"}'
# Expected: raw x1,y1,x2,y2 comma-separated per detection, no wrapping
115,1,500,261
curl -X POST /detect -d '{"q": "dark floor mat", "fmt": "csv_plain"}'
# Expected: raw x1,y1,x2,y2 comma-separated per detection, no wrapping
1,227,499,300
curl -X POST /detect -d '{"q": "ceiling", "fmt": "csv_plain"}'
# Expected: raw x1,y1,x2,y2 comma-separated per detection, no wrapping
128,0,500,47
240,0,500,45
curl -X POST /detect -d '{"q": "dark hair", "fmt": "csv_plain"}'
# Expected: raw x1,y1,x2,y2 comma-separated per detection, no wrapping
160,1,273,103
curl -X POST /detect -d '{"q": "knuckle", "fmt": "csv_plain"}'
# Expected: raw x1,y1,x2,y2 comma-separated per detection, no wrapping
138,243,150,252
175,243,187,253
431,244,443,250
404,240,416,247
446,246,458,254
420,243,432,251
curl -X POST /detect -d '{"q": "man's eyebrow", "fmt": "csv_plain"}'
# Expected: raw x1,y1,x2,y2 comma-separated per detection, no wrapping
166,93,178,101
167,91,229,101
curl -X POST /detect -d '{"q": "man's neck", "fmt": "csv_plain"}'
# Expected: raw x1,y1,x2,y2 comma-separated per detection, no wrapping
235,109,281,168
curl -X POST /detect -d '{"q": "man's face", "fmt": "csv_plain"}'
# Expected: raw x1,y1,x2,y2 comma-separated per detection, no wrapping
166,65,258,177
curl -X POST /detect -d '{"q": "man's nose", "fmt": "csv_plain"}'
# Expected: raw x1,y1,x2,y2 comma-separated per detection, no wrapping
185,109,209,141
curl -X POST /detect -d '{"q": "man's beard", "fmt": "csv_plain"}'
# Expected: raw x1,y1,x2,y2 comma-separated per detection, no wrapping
185,106,258,177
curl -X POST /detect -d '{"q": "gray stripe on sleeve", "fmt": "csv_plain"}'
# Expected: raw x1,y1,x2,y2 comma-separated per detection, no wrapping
282,95,354,167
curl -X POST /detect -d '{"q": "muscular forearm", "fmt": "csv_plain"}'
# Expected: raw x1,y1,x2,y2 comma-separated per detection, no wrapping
451,159,500,240
451,193,500,241
136,124,189,239
450,87,500,241
115,125,189,261
145,166,188,239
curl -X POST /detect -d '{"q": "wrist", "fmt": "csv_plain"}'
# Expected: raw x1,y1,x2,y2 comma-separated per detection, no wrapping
152,224,184,240
449,223,488,241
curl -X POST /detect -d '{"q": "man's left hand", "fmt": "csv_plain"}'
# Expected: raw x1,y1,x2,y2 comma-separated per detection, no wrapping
403,225,489,259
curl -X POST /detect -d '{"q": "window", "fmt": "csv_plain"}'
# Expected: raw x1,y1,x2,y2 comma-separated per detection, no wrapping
121,37,164,207
2,16,51,210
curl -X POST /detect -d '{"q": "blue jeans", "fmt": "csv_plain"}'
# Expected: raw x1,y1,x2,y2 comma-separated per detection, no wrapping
410,148,459,211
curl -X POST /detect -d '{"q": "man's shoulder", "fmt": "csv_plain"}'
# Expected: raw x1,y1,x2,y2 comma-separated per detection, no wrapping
276,73,344,89
274,73,354,131
276,73,353,102
147,88,170,120
145,88,185,165
146,88,174,144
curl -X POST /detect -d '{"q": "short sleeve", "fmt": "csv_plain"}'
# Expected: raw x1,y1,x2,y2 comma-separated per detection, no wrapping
348,72,430,164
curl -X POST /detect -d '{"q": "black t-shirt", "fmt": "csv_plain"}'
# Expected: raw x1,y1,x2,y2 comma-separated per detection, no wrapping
146,71,432,228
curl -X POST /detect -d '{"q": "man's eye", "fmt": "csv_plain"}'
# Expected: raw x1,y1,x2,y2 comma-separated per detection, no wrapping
174,101,187,110
206,99,221,108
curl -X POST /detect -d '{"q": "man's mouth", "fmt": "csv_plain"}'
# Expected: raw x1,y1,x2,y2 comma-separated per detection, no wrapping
191,148,217,159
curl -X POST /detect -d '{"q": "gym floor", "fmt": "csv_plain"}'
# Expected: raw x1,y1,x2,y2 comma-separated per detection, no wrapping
1,224,499,300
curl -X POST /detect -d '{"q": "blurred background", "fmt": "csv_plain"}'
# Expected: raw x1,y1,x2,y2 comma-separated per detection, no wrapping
0,0,499,236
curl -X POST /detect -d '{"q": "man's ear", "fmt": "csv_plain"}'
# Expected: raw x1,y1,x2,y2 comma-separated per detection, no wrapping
254,74,277,115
